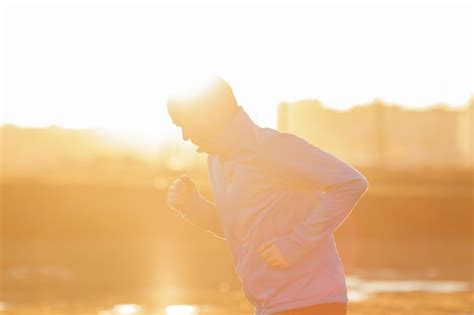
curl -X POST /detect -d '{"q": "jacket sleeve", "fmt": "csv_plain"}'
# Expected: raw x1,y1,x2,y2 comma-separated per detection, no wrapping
260,132,369,266
180,194,226,240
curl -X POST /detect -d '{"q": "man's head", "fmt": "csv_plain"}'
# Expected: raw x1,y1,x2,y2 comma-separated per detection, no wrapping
167,75,239,152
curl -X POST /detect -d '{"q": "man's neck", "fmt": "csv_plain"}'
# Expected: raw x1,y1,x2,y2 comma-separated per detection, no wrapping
214,105,240,135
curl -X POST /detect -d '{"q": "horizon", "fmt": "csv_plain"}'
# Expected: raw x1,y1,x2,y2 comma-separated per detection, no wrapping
2,94,472,130
2,96,472,156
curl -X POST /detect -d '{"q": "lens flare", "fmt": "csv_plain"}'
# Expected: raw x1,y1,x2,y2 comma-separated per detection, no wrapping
165,304,199,315
166,70,218,104
112,304,143,314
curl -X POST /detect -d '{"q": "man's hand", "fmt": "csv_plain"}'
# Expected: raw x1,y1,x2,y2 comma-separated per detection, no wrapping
257,240,289,269
167,175,200,213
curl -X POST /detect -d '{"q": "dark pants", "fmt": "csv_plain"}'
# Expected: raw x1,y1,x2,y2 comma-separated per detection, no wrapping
272,303,347,315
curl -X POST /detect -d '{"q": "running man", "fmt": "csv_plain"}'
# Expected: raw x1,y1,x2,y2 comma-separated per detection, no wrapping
166,75,369,315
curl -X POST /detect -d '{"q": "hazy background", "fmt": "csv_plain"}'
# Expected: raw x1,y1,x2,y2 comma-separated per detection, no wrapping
0,1,473,315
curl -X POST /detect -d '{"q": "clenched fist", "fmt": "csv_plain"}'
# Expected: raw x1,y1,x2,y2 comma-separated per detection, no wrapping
167,175,200,213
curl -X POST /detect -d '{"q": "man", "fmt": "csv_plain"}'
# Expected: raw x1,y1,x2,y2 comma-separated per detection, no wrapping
166,75,369,315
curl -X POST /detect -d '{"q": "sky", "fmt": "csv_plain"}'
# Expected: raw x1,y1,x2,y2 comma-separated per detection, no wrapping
1,0,473,147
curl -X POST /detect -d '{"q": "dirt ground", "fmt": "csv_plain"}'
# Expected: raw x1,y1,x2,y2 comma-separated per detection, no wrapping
2,290,472,315
348,291,473,315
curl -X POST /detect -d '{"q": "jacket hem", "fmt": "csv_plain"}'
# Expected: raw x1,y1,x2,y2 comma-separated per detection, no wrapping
255,294,348,315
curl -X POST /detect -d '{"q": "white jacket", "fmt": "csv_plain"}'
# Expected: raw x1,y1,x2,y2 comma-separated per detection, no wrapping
182,106,369,315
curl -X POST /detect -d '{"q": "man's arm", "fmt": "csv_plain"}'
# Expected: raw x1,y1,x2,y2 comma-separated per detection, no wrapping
260,132,369,266
180,194,226,240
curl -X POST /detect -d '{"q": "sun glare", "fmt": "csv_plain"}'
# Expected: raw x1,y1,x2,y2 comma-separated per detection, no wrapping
165,70,218,104
94,128,166,154
3,3,471,147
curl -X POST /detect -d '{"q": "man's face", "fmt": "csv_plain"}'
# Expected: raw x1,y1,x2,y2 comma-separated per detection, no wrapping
171,114,217,151
167,75,238,152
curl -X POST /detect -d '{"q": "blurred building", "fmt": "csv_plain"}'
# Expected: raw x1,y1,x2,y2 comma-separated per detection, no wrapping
277,98,473,169
457,96,473,168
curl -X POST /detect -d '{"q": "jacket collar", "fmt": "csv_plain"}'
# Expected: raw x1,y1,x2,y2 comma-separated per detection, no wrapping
197,106,258,159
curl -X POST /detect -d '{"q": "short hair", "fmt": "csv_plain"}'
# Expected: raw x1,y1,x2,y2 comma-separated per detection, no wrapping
167,75,238,125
